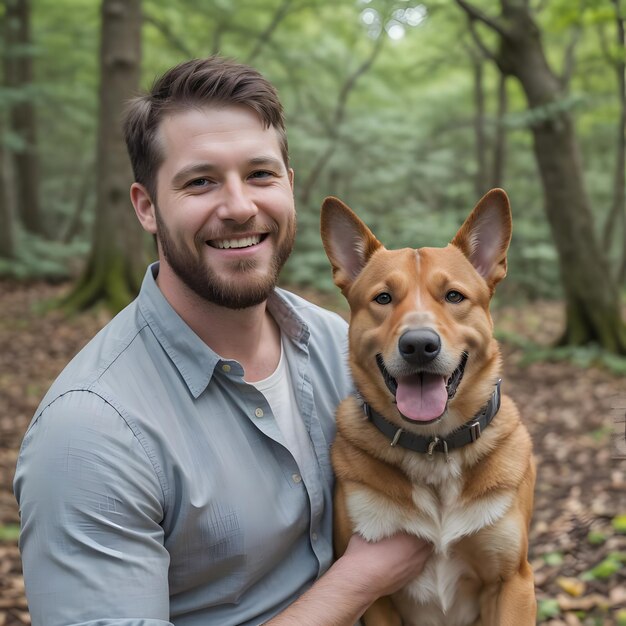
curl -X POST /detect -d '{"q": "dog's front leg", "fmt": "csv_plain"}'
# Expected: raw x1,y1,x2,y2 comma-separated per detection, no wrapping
496,561,536,626
332,480,353,558
334,482,404,626
479,561,535,626
362,596,402,626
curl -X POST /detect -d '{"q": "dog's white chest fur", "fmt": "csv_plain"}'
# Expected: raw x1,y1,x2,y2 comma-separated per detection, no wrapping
346,457,513,624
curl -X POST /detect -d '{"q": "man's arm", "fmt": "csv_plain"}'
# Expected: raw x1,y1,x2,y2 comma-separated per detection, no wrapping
14,392,172,626
266,533,431,625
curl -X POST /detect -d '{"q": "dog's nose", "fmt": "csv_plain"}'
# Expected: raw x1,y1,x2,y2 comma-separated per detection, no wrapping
399,328,441,365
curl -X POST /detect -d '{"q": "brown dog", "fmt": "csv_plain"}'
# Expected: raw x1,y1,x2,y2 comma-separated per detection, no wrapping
321,189,536,626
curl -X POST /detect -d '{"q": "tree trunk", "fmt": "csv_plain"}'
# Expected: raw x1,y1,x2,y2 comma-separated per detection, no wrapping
491,73,507,188
0,118,16,260
63,162,95,244
63,0,147,313
456,0,626,353
472,57,488,197
4,0,43,235
604,0,626,283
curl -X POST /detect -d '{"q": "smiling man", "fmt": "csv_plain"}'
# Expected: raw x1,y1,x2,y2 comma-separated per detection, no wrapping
14,57,430,626
138,105,297,314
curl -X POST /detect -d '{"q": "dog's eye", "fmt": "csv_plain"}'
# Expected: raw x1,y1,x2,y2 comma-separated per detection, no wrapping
374,292,392,305
445,290,465,303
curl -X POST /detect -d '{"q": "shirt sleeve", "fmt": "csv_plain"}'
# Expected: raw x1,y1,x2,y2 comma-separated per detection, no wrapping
13,390,173,626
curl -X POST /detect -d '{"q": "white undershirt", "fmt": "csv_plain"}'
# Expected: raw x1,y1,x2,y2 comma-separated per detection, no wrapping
249,337,316,472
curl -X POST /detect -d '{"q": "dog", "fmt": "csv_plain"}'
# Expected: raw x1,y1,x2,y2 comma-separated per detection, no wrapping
321,189,536,626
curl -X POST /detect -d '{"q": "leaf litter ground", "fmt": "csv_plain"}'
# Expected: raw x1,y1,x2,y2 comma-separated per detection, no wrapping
0,282,624,626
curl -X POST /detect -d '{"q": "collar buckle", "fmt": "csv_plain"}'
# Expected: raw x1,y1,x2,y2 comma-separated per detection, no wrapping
469,420,482,442
390,427,405,447
427,437,450,462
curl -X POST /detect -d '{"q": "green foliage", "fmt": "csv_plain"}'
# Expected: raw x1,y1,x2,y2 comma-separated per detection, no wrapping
542,551,565,567
0,524,20,542
537,598,561,620
613,515,626,534
0,230,89,280
519,344,626,375
5,0,624,307
587,530,608,545
581,553,626,580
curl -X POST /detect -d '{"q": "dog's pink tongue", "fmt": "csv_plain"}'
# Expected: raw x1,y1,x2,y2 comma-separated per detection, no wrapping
396,373,447,422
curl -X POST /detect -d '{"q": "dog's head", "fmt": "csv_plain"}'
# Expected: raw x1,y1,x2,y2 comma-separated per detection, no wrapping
321,189,511,434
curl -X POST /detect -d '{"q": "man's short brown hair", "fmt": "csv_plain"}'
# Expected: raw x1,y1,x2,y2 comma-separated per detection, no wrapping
123,56,288,201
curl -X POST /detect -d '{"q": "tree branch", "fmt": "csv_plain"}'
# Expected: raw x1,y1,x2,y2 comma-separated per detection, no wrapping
144,12,194,57
597,22,613,66
298,33,386,205
246,0,293,64
332,32,385,128
561,25,581,90
454,0,510,39
467,15,498,63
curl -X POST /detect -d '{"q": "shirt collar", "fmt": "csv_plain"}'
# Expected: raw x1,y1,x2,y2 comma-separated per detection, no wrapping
267,288,311,347
137,263,310,399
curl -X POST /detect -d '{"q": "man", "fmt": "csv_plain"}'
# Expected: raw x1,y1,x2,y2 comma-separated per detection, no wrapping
14,57,430,626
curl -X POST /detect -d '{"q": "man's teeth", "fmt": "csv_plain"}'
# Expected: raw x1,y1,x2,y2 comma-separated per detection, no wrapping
212,235,261,249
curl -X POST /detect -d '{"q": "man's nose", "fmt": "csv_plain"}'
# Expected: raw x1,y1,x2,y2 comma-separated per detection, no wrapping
216,177,258,223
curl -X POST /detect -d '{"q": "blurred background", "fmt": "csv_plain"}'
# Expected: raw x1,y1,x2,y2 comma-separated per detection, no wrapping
0,1,625,625
0,0,624,332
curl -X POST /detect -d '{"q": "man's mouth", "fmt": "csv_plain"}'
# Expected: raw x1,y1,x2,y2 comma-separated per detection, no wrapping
207,234,267,249
375,352,469,424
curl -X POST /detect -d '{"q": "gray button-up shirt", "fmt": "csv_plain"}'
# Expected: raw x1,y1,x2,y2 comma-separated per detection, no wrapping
14,263,351,626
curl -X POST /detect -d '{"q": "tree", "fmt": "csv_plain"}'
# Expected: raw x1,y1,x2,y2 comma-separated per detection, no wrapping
455,0,626,354
296,31,386,207
0,118,15,259
600,0,626,283
490,73,507,189
3,0,43,235
465,18,509,190
63,0,147,312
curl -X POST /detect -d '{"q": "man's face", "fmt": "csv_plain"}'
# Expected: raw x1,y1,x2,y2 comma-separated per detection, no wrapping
147,105,296,309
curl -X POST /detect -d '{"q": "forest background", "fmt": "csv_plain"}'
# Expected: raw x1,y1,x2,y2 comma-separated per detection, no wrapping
0,0,625,625
1,0,625,351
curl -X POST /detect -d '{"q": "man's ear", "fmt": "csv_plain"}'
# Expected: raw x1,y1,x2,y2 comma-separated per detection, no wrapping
451,188,512,291
288,167,295,190
130,183,157,235
320,196,382,294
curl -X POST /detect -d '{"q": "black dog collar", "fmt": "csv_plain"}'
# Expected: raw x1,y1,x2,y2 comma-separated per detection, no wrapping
362,379,502,461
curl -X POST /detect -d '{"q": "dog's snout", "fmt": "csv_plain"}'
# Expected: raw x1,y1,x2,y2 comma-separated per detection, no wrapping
399,328,441,365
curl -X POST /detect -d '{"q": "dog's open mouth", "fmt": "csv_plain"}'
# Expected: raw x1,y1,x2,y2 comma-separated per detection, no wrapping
375,352,469,424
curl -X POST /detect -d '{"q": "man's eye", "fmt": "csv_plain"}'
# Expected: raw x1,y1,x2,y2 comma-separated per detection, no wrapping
249,170,273,180
187,178,211,188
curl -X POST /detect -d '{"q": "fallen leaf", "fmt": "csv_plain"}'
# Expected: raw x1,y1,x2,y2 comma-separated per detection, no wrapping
557,593,611,612
556,577,586,597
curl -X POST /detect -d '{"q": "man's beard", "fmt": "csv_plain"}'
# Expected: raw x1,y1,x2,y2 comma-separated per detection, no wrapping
155,206,296,310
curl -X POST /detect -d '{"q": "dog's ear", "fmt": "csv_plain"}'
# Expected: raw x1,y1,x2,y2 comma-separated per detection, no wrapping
321,197,382,292
451,188,512,290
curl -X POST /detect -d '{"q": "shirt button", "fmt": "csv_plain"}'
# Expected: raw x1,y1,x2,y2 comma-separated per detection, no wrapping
292,473,302,484
254,408,264,418
221,364,231,373
311,532,318,541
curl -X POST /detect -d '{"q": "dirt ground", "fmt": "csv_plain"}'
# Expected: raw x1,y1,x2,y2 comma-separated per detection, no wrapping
0,280,624,626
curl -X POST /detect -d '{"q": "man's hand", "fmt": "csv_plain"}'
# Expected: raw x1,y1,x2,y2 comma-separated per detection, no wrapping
339,532,432,600
265,532,431,625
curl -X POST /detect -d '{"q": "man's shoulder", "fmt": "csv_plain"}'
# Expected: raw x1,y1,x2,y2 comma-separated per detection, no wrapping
35,300,149,416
